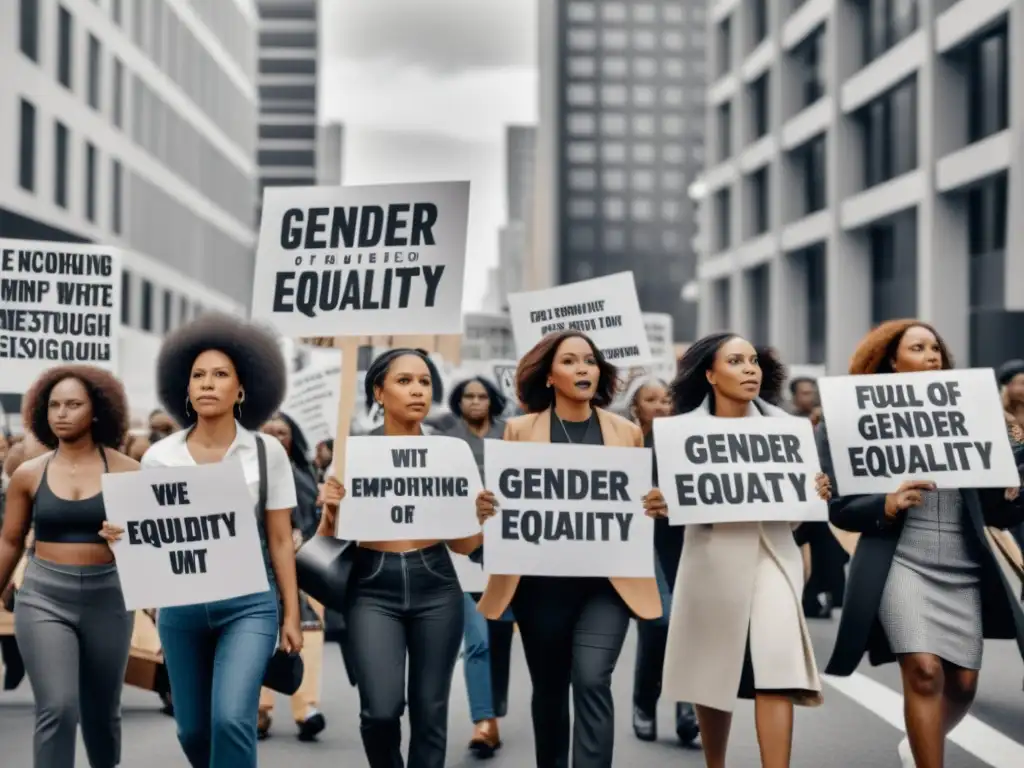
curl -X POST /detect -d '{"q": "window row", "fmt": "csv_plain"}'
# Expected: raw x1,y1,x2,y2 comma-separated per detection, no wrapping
564,137,701,166
567,196,690,223
567,1,704,25
121,269,209,334
565,166,690,194
566,55,705,80
566,82,703,109
17,98,124,236
567,27,703,52
566,111,701,140
564,225,689,255
132,75,255,228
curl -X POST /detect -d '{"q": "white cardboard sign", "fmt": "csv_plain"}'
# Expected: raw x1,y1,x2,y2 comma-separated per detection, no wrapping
102,460,269,610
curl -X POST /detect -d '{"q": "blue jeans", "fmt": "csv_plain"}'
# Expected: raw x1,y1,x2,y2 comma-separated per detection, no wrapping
158,590,279,767
462,593,494,722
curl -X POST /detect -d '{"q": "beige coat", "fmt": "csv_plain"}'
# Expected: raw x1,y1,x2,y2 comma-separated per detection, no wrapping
661,398,823,712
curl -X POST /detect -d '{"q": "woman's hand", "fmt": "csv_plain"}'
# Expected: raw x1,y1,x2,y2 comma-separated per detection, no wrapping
316,477,346,537
884,480,935,520
279,613,303,654
98,521,124,548
291,529,304,552
1006,485,1021,502
642,488,668,519
476,490,498,525
814,472,832,501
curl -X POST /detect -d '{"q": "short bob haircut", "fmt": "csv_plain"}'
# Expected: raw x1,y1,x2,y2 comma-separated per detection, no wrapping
156,312,287,431
363,348,444,413
516,331,618,413
670,332,787,415
23,364,129,449
448,376,507,420
848,319,954,376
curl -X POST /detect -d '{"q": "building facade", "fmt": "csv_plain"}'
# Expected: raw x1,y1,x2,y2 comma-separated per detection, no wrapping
316,121,342,185
532,0,707,341
697,0,1023,372
256,0,319,222
2,0,256,418
487,124,536,312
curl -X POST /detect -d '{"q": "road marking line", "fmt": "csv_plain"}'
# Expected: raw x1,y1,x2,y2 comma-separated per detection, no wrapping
823,672,1024,768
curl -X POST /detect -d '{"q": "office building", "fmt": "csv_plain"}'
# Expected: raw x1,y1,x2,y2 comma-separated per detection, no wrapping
2,0,257,417
256,0,320,221
697,0,1022,371
317,121,343,185
486,125,536,312
532,0,707,341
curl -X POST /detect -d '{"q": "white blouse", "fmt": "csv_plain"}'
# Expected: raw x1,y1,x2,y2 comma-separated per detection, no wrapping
142,421,298,511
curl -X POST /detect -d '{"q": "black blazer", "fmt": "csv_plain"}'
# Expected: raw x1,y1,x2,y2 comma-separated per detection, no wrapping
815,421,1024,676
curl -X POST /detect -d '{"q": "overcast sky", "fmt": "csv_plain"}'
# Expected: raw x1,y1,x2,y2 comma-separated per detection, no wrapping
319,0,538,311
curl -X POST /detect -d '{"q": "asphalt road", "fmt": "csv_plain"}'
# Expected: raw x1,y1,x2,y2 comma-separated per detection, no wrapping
1,613,1022,766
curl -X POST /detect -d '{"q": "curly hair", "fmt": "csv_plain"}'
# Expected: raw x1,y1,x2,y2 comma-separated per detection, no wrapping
848,319,954,375
448,376,507,420
156,312,287,431
516,331,619,413
22,365,129,449
670,332,787,415
363,348,444,412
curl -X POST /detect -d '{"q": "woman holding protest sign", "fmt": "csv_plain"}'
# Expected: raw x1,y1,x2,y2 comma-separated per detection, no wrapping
621,375,700,747
318,348,481,768
473,331,665,768
444,375,514,756
0,365,138,768
100,313,303,768
656,333,822,768
814,319,1024,768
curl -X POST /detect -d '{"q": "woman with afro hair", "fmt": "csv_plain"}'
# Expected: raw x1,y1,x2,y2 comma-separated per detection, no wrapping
657,333,822,768
814,319,1024,768
101,313,301,768
0,365,138,767
318,348,481,768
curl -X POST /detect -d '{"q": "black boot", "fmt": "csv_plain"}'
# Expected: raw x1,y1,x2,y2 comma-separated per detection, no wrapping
675,702,699,746
633,706,657,742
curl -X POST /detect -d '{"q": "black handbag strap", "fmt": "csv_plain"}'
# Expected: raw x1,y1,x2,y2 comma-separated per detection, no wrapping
256,434,268,516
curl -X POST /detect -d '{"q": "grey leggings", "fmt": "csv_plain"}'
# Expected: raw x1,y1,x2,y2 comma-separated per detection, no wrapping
15,558,133,768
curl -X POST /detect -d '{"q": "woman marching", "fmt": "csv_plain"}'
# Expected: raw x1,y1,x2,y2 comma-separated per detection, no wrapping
445,376,516,756
815,320,1024,768
103,313,303,767
622,376,700,747
474,331,665,768
657,334,822,768
0,365,138,767
318,348,482,768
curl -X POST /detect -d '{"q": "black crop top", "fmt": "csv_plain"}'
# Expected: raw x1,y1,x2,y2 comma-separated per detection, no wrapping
32,449,109,545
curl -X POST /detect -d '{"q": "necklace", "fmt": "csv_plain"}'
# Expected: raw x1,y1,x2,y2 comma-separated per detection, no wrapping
555,412,594,444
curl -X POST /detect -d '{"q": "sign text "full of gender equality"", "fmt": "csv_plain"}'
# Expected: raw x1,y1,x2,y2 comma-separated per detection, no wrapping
250,182,469,337
817,368,1021,494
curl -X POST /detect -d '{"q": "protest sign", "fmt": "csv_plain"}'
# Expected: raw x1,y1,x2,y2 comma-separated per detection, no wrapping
338,436,482,541
102,460,269,610
283,353,342,446
653,415,827,524
506,272,653,367
250,181,470,337
492,360,518,404
817,368,1020,494
642,313,677,381
1,239,121,392
482,440,654,577
451,552,488,593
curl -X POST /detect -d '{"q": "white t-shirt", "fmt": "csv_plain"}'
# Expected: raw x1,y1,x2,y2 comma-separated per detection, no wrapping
143,421,298,511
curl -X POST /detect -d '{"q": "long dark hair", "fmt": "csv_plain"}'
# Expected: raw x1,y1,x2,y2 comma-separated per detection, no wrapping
670,332,787,415
516,331,618,413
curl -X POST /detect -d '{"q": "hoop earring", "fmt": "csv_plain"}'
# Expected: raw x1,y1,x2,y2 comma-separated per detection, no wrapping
184,396,191,418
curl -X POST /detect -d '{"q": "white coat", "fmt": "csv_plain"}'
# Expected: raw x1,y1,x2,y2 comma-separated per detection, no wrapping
661,397,823,712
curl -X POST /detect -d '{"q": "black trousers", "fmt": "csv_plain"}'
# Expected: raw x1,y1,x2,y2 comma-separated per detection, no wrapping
633,620,669,714
488,618,514,718
512,576,631,768
345,544,464,768
796,522,847,611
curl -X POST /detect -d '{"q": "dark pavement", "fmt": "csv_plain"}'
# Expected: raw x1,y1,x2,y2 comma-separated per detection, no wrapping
1,613,1022,766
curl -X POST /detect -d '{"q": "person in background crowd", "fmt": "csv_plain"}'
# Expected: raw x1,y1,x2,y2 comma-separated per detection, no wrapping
659,334,822,768
475,331,665,768
318,349,480,768
103,313,302,768
787,377,847,620
620,375,700,747
815,319,1024,768
445,376,515,756
148,409,178,445
257,412,327,742
313,439,333,483
1001,360,1024,430
0,365,139,768
121,433,151,463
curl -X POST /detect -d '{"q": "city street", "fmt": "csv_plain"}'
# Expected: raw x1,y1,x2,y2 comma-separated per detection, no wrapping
1,615,1022,767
